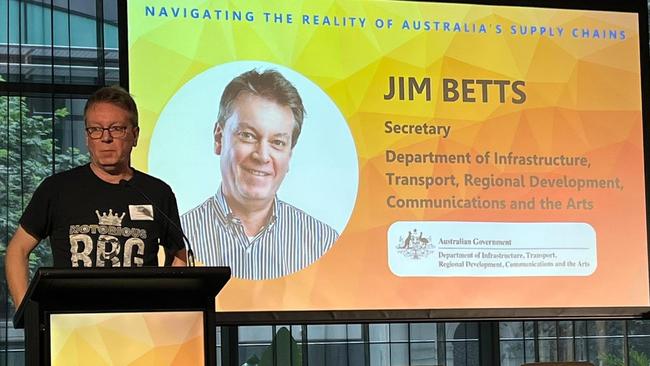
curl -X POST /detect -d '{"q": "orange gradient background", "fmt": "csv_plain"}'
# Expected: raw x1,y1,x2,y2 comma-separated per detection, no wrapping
128,0,648,312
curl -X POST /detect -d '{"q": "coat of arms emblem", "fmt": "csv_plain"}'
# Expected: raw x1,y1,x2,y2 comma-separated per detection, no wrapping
396,229,434,259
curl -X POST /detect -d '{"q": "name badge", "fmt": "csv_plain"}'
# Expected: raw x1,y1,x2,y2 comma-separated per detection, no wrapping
129,205,154,221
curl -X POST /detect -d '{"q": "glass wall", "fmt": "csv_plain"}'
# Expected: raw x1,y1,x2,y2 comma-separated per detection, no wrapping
1,1,650,366
234,320,650,366
234,323,479,366
0,0,118,84
1,1,113,365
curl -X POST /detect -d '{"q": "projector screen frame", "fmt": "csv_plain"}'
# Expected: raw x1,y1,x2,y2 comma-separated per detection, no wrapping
118,0,650,323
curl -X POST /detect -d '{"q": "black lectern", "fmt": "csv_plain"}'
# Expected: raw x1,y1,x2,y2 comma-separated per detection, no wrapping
14,267,230,366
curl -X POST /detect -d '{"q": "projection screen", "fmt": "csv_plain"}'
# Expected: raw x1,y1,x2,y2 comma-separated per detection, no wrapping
125,0,650,321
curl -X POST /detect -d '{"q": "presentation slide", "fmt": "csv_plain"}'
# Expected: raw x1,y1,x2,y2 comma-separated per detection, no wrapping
127,0,649,315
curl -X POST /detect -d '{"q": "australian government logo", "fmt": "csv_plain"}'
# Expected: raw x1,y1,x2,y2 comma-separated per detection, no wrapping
396,229,434,259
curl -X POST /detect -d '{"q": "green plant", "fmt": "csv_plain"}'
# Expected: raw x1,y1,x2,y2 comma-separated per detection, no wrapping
1,94,89,307
599,348,650,366
242,327,302,366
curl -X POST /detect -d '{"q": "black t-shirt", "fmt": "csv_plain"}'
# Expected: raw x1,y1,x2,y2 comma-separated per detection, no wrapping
19,164,185,267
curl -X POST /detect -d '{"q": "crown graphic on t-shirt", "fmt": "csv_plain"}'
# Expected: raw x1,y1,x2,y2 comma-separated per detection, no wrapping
95,209,125,226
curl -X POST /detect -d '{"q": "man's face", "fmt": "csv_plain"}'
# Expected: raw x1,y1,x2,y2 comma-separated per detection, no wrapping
215,92,294,210
85,102,139,174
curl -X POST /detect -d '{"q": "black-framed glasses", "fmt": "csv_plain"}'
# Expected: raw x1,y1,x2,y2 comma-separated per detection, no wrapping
85,126,129,139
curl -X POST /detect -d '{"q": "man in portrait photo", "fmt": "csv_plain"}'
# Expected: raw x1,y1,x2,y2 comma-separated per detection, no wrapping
181,69,339,280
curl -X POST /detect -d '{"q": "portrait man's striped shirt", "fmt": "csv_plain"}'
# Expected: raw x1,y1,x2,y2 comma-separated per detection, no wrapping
180,187,339,280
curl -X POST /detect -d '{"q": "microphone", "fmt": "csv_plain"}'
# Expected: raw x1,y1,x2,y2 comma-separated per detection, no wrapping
119,179,196,267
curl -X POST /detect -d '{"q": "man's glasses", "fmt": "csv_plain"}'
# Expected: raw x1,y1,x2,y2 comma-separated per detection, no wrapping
85,126,129,139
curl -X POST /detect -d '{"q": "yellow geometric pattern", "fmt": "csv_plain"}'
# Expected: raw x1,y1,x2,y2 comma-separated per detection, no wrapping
128,0,647,311
51,312,204,366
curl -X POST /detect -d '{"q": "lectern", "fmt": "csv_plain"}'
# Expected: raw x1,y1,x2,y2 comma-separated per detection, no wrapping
13,267,231,366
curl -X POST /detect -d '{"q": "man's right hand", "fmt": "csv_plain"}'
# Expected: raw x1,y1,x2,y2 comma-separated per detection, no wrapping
5,225,40,309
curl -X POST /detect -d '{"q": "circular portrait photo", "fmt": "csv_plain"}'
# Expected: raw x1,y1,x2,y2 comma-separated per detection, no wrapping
148,61,358,280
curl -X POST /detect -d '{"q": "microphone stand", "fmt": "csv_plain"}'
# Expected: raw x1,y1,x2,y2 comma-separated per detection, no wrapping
119,180,196,267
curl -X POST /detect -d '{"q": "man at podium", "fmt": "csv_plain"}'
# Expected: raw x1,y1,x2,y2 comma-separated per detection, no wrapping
5,86,188,307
